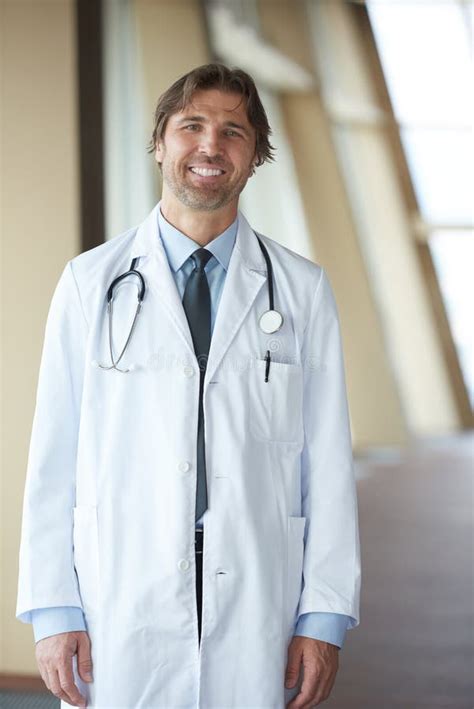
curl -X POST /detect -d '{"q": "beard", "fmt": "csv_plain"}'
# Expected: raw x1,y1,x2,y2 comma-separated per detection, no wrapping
160,154,251,212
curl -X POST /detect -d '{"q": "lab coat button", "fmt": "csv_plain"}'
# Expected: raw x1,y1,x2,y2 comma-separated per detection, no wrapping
178,461,191,473
183,365,194,378
178,558,190,572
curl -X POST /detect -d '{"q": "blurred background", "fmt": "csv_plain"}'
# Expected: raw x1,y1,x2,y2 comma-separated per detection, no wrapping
1,0,473,707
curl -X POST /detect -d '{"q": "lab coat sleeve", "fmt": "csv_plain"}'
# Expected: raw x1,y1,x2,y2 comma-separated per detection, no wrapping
297,268,361,628
16,261,88,624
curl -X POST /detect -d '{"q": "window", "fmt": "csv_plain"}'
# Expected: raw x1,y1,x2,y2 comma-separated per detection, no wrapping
368,0,474,405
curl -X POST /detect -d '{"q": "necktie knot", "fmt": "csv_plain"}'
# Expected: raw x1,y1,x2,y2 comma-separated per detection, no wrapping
191,248,213,272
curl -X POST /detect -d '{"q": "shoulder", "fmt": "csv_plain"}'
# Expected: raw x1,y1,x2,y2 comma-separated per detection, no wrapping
69,226,139,280
63,226,140,312
58,225,140,319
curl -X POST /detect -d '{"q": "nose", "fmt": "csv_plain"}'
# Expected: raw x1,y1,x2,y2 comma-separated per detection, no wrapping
197,128,224,159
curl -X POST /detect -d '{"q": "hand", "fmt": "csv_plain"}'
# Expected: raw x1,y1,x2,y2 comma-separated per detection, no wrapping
35,630,93,707
285,636,339,708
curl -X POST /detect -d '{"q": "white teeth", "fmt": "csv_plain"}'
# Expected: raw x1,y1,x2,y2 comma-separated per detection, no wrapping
190,167,224,176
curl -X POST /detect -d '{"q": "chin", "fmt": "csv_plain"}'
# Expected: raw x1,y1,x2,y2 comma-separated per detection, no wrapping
174,191,227,211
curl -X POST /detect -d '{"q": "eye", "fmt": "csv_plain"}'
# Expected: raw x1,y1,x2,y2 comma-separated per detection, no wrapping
225,129,241,138
184,124,200,131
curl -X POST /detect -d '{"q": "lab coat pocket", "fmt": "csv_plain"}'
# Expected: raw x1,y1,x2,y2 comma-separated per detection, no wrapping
248,359,304,443
287,516,306,631
73,505,100,618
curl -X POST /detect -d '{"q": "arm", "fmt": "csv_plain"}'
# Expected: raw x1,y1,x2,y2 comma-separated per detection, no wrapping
286,268,361,707
298,267,361,627
16,260,88,623
16,261,93,706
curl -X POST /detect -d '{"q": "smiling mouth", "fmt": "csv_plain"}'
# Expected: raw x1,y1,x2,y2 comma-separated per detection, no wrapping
188,167,226,177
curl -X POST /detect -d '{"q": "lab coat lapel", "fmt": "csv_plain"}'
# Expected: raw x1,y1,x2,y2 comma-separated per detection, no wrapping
129,204,196,358
129,205,268,378
205,211,267,387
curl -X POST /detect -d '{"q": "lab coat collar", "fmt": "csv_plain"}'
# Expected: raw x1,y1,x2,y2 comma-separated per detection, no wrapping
156,201,237,274
130,202,267,274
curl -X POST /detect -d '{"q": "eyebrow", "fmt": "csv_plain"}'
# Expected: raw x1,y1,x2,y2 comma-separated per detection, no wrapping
176,115,251,137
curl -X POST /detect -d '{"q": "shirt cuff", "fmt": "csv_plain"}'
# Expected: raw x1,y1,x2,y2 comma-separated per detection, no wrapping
31,606,87,643
294,612,349,649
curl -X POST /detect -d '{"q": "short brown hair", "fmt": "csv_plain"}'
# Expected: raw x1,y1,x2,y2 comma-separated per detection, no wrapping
148,63,276,168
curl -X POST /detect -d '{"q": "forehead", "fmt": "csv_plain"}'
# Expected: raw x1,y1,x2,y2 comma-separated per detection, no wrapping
171,89,252,126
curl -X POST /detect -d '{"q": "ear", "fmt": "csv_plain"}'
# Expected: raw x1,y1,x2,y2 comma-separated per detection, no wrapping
249,149,258,176
155,141,165,165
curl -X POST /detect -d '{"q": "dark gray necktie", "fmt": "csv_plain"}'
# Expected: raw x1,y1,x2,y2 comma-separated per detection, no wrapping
182,248,213,522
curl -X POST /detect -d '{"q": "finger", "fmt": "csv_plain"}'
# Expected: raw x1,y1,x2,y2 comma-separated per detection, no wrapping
285,645,303,689
287,667,320,709
76,632,94,682
47,667,77,706
57,658,87,707
310,664,338,705
38,663,51,692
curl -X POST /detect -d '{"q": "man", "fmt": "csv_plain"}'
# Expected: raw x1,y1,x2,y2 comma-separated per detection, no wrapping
17,64,361,708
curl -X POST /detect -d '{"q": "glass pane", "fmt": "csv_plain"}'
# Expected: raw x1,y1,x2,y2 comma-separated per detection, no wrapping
401,127,474,226
429,229,474,407
368,1,473,125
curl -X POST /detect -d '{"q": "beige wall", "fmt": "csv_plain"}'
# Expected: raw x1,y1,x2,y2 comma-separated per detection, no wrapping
1,0,80,676
135,0,210,99
134,0,210,198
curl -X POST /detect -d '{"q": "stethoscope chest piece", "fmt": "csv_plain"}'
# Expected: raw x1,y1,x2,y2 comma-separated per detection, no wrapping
259,309,283,334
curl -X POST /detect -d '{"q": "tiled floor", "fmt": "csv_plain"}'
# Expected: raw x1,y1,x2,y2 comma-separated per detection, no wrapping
0,692,58,708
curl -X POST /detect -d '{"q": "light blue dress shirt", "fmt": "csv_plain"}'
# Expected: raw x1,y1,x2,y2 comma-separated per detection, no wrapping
31,205,350,648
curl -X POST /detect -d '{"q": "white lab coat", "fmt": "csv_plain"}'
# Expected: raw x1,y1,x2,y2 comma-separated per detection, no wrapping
16,204,361,708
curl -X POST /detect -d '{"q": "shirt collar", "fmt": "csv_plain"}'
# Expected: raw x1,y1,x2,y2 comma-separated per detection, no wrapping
157,200,237,273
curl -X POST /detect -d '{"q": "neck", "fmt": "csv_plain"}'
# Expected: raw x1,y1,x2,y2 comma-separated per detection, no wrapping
159,194,238,246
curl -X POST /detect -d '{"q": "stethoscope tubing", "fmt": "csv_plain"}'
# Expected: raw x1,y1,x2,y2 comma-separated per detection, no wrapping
97,233,280,379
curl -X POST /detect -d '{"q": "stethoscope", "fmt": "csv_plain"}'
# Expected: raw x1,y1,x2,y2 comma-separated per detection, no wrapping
92,233,283,381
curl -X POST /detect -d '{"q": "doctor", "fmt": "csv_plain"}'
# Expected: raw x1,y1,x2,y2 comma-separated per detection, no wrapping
17,63,361,708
